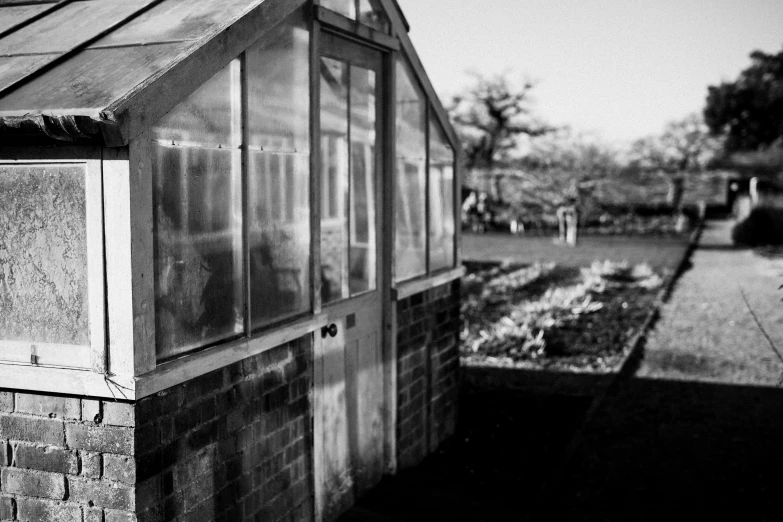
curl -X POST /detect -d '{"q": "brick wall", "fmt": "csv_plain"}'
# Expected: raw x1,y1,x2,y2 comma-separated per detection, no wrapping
395,279,461,470
0,336,314,522
134,336,314,522
0,391,135,522
1,287,461,520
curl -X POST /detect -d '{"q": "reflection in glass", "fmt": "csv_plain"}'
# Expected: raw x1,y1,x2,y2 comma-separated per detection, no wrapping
349,66,377,295
429,119,456,271
357,0,389,33
153,61,244,360
321,0,389,33
320,0,354,19
320,57,350,305
320,56,379,304
246,10,311,329
152,61,239,148
394,59,427,282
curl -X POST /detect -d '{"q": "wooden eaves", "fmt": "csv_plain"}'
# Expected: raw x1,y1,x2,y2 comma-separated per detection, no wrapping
0,0,462,159
0,0,308,147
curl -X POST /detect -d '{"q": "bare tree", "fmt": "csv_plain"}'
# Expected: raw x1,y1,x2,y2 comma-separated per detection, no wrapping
448,71,554,170
629,113,723,207
630,113,722,172
524,128,621,179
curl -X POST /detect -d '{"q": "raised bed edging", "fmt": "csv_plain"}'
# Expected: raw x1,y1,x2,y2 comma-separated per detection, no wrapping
527,217,706,519
461,220,704,397
462,366,613,397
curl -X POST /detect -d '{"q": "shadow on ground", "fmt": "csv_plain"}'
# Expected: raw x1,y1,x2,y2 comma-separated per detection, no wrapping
342,371,783,521
542,376,783,522
341,387,592,521
343,221,783,521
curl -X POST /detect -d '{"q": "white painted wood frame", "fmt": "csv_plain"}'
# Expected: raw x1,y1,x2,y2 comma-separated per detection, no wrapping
104,139,156,380
0,146,116,396
0,0,464,408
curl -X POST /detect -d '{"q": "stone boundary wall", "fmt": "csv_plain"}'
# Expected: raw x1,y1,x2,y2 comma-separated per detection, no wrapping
395,279,461,470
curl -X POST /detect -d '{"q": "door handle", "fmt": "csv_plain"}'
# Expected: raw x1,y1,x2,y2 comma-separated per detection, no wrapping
321,323,338,338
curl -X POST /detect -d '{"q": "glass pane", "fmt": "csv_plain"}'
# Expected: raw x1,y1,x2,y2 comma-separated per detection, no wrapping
349,66,377,295
0,164,89,346
248,153,310,328
429,119,456,271
153,61,244,360
247,6,311,329
321,0,389,32
320,57,350,305
246,7,310,153
153,61,240,148
357,0,389,33
394,59,427,282
321,0,355,19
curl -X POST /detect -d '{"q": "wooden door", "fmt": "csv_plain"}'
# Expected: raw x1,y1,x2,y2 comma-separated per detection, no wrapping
314,32,387,522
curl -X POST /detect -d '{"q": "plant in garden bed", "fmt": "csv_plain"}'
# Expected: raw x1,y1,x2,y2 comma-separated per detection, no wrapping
461,260,665,373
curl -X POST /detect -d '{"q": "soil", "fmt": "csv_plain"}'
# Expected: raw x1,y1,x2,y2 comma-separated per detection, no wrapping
461,261,663,373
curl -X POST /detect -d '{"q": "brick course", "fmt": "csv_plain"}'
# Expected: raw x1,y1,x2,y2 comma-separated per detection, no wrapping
396,279,461,469
0,283,460,520
0,335,314,522
12,443,78,475
133,336,314,522
0,390,137,522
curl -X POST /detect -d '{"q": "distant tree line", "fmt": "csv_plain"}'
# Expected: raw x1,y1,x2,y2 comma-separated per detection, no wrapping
448,47,783,215
704,47,783,154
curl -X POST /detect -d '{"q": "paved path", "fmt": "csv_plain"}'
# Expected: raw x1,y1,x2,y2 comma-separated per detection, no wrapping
548,219,783,520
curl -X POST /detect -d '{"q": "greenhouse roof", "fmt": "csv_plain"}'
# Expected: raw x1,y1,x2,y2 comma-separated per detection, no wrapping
0,0,273,143
0,0,440,149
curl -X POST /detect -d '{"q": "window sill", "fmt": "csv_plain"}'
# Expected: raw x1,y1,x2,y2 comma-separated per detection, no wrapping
393,266,465,301
135,313,328,399
0,313,328,400
0,363,136,400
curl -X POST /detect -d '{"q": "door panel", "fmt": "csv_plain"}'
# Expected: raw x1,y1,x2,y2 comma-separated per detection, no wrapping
315,32,386,522
319,318,353,519
353,330,384,487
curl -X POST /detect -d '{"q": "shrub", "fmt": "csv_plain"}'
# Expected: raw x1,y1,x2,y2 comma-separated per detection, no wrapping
732,207,783,246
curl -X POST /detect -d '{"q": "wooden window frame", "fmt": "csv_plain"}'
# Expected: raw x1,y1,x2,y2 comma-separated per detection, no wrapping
0,0,462,400
140,13,317,363
0,146,122,397
392,55,464,297
314,4,398,51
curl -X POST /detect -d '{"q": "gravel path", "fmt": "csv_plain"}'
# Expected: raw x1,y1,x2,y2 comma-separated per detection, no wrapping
548,219,783,520
639,219,783,385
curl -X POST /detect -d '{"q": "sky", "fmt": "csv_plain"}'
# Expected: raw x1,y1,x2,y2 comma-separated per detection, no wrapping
396,0,783,148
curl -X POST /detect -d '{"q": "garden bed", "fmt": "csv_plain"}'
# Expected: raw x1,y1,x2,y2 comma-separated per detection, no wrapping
461,260,668,373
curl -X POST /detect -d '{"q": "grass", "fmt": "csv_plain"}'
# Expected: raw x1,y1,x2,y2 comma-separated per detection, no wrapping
461,260,666,373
